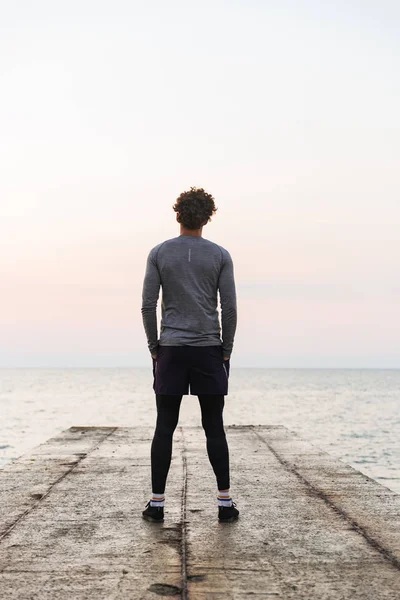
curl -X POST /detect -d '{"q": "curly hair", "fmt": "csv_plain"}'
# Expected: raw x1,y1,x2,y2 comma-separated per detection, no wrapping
172,186,218,230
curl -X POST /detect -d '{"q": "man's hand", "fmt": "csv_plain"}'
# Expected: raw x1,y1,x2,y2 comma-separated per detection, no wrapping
151,353,157,359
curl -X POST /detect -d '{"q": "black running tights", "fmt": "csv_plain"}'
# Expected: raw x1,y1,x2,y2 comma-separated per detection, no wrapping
151,394,230,494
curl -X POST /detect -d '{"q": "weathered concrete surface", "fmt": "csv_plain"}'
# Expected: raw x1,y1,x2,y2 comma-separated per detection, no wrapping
0,425,399,599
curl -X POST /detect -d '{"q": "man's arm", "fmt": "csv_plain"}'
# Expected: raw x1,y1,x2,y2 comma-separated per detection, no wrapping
141,247,161,356
218,249,237,359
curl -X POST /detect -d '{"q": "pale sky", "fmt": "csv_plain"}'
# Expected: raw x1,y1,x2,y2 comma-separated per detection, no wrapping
1,0,399,368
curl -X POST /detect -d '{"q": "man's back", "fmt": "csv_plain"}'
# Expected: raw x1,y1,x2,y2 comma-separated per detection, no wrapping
141,234,237,357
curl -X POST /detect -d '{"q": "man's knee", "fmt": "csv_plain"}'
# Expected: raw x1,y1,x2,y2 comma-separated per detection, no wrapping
202,421,226,439
155,419,179,437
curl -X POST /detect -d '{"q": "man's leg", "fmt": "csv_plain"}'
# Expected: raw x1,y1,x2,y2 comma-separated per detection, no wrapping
198,393,230,490
151,394,183,494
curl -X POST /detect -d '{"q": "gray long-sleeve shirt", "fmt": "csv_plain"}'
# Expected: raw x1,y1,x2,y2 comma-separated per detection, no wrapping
141,234,237,358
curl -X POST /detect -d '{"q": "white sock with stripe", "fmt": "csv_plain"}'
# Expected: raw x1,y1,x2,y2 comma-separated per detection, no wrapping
217,488,233,507
150,493,165,507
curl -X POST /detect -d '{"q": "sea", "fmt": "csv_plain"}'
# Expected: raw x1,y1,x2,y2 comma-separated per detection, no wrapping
0,368,399,494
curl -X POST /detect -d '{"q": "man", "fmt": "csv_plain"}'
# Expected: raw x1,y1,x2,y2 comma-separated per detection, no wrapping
141,186,239,523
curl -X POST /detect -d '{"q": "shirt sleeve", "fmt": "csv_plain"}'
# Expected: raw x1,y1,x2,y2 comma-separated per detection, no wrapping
218,249,237,358
141,247,161,354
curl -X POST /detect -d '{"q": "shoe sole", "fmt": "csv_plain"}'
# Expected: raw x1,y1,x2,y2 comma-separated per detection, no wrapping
142,514,164,522
218,515,239,523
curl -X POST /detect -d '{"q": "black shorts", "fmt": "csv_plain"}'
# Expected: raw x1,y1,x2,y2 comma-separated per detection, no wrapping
152,345,230,396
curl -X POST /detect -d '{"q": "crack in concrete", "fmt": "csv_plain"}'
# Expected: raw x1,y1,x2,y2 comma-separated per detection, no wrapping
179,426,189,600
114,567,128,600
3,569,183,575
0,427,118,549
253,429,400,572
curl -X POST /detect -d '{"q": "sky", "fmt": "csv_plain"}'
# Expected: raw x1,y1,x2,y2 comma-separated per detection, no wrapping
1,0,399,368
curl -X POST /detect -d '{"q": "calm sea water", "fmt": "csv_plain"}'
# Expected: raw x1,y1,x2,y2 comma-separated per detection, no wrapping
0,368,399,494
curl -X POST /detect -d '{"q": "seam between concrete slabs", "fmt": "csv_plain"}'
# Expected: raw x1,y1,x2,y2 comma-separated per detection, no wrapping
179,426,189,600
252,429,400,572
0,427,118,549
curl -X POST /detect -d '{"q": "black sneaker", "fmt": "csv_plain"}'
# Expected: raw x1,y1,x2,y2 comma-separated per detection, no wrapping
218,501,239,522
142,500,164,522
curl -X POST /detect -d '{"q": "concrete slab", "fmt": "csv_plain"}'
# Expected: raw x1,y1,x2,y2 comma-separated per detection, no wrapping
0,425,399,599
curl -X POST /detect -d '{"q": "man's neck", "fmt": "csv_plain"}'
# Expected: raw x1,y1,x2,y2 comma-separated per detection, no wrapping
179,226,203,237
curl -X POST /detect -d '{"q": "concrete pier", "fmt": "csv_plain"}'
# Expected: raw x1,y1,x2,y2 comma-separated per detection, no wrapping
0,425,399,599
